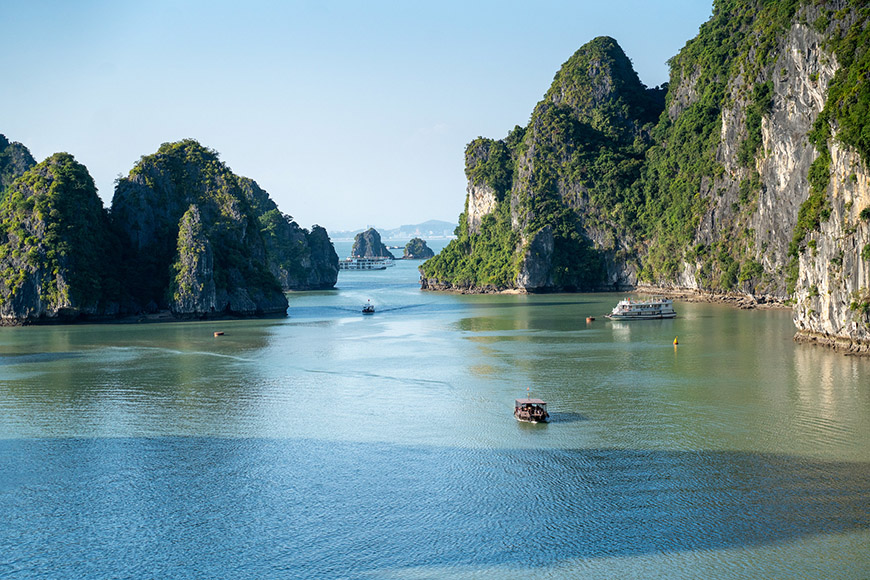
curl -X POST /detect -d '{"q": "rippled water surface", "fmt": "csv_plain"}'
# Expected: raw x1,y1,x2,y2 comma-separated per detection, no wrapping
2,241,869,579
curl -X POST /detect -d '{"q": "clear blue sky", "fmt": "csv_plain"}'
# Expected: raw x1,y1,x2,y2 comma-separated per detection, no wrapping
2,0,713,232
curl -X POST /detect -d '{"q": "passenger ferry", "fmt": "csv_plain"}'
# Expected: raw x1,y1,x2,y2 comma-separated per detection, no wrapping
605,296,676,320
338,257,395,270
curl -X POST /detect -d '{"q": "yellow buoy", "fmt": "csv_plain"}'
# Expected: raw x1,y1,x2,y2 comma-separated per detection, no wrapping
673,336,678,345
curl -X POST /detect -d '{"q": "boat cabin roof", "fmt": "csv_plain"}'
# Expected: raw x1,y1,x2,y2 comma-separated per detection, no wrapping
515,398,546,405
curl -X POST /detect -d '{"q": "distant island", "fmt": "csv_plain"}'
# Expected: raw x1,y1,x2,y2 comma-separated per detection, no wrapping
403,238,434,260
351,228,394,259
331,220,456,241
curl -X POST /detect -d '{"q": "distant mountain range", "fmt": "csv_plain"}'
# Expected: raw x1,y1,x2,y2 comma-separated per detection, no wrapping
330,220,457,241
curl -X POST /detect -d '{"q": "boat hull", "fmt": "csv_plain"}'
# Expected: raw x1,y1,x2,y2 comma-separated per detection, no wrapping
514,415,548,424
514,409,549,423
605,312,676,320
606,297,677,320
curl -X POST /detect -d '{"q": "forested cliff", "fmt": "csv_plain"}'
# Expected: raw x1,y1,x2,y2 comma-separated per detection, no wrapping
421,0,870,353
0,137,338,324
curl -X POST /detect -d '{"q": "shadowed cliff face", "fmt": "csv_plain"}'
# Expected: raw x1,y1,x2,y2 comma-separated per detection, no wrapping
238,178,338,291
403,237,434,260
111,140,288,317
0,153,122,323
352,228,395,259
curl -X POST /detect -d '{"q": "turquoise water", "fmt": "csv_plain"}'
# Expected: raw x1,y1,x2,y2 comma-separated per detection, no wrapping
2,240,869,578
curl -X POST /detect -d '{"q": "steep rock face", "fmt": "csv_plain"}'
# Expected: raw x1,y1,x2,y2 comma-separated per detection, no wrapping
658,11,837,299
648,1,870,350
421,37,660,292
793,143,870,352
303,226,340,287
0,153,122,323
170,205,217,315
0,134,36,193
516,226,554,290
238,178,339,290
351,228,394,259
466,183,498,236
750,21,837,293
112,140,288,317
464,140,502,235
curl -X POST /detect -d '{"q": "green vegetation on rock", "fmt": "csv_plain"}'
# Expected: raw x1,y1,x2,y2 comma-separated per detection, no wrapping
424,0,870,303
0,134,36,198
404,237,434,259
422,36,660,291
814,2,870,163
423,202,521,289
0,153,121,319
0,136,337,323
113,139,282,313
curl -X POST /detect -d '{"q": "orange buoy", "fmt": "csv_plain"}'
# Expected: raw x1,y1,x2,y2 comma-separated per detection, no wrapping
586,316,595,323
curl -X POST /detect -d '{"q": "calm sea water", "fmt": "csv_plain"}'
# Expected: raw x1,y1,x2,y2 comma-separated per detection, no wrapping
2,239,869,579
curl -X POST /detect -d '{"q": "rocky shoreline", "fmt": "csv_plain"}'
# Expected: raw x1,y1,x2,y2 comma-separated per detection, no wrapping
633,286,790,310
794,330,870,356
421,278,791,309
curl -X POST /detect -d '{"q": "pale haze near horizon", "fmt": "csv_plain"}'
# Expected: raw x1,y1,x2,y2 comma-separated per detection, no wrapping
2,1,712,233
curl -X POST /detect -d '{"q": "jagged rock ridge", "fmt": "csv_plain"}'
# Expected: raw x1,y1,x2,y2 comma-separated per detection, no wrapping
239,177,339,290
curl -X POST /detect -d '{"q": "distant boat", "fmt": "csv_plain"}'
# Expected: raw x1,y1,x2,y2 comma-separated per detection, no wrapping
362,300,375,314
514,398,549,423
338,257,395,270
605,297,676,320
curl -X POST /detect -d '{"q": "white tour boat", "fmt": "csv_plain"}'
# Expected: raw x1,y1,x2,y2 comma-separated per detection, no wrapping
605,297,676,320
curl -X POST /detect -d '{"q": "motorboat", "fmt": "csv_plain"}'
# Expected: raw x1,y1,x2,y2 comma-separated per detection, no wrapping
514,398,549,423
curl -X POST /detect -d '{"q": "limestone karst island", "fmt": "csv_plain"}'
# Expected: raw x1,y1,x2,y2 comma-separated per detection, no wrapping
420,3,870,355
0,137,338,323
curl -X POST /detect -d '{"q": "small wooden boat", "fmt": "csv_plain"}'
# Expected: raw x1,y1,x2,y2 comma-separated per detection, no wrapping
362,300,375,314
514,398,549,423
